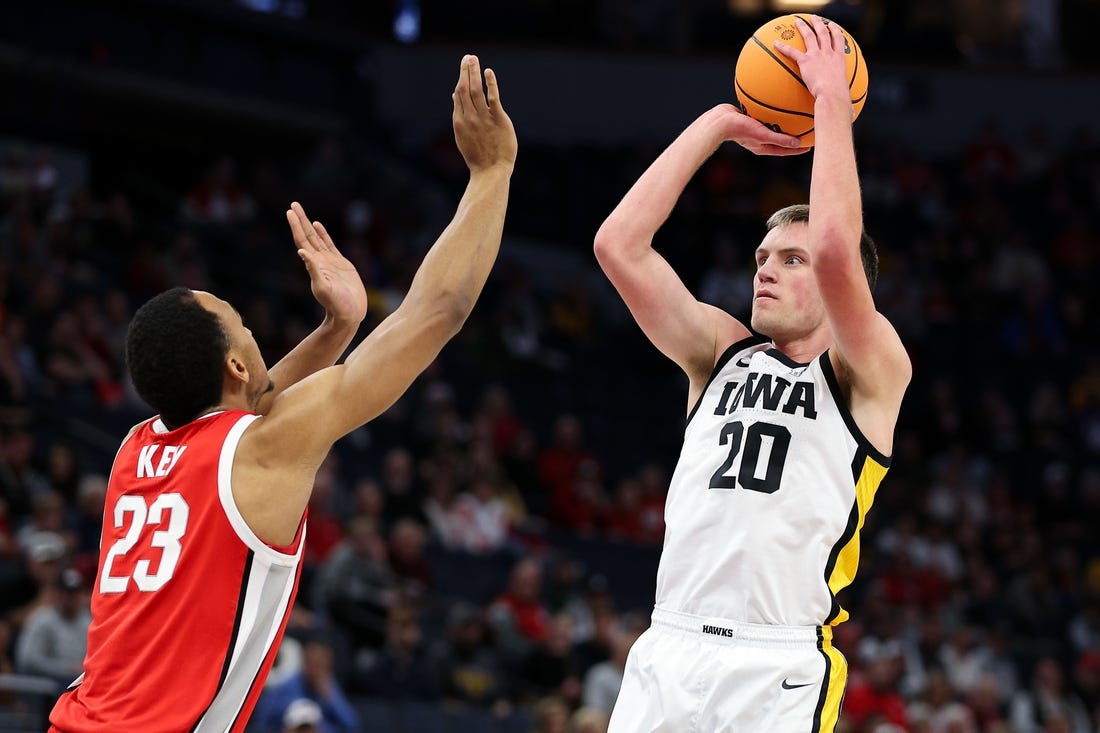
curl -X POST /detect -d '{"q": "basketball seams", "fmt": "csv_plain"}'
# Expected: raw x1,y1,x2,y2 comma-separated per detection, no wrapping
791,14,861,95
746,22,862,101
848,34,860,90
735,13,868,147
749,35,807,89
792,15,818,41
735,80,814,119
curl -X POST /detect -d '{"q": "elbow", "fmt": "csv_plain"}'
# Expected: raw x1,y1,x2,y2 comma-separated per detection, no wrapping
396,291,471,344
814,215,861,252
593,225,615,264
812,243,864,291
593,218,630,268
814,227,861,269
432,293,474,337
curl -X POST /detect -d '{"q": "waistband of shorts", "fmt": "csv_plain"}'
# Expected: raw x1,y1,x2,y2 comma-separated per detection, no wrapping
651,606,829,647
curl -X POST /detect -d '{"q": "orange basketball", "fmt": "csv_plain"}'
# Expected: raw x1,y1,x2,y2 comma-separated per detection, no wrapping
734,14,868,147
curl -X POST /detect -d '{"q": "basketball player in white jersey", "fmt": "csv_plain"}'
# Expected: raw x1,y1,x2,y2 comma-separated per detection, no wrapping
50,55,516,733
594,17,910,732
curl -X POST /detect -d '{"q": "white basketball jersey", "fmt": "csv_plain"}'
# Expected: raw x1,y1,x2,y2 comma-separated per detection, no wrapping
655,337,890,627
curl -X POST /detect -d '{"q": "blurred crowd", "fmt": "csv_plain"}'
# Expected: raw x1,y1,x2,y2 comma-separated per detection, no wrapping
0,96,1098,733
245,0,1094,71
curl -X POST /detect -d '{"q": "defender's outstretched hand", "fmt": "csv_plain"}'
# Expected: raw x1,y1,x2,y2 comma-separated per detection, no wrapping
286,201,368,326
774,16,851,105
452,55,518,174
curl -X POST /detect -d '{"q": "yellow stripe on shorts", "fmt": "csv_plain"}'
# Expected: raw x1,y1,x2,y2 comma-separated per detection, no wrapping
813,626,848,733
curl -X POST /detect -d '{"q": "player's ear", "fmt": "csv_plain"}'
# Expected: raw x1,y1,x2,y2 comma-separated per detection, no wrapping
225,352,250,386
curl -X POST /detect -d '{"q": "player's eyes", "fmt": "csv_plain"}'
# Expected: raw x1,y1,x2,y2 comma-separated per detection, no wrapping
786,256,803,265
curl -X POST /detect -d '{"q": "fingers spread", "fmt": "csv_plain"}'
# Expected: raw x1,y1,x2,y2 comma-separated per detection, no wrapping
829,21,844,52
775,133,804,148
453,55,470,116
313,221,336,251
767,144,812,156
773,40,803,62
810,16,832,49
795,16,818,50
758,129,804,150
485,68,502,114
291,201,312,227
289,202,325,251
286,205,309,245
466,54,485,111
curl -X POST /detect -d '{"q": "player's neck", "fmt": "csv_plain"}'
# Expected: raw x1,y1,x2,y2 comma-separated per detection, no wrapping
209,392,252,416
768,332,831,365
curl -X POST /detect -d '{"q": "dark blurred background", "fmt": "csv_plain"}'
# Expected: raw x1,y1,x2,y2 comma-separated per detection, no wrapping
0,1,1099,732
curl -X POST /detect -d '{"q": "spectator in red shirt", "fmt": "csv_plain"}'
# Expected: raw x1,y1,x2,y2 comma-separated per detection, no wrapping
489,556,551,663
477,384,523,457
302,456,345,565
549,458,608,534
537,414,600,496
844,639,911,732
603,477,645,541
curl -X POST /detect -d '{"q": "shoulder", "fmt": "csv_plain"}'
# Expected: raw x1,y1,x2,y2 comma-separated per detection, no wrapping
120,417,155,446
828,312,912,403
824,339,910,457
709,334,768,378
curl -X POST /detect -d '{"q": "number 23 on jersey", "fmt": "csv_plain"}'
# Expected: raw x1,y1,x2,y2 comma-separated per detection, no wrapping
100,493,190,594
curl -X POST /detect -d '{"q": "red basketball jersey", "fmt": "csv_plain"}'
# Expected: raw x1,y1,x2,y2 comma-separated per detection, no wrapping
50,410,305,733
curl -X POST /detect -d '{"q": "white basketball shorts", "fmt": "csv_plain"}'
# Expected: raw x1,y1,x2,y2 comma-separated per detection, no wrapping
608,607,847,733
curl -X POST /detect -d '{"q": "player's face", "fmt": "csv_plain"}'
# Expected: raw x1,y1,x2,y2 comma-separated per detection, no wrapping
193,291,272,409
749,223,826,341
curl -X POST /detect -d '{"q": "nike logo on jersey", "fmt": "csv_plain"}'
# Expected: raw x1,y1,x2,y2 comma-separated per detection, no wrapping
781,679,814,690
701,624,735,638
736,356,751,367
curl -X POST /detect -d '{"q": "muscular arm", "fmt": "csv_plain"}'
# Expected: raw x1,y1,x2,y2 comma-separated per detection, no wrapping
594,106,802,395
254,316,358,415
234,56,516,543
781,18,910,440
256,204,369,414
292,165,511,439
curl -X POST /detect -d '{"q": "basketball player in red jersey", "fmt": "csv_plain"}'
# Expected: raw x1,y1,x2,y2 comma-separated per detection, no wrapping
49,54,516,733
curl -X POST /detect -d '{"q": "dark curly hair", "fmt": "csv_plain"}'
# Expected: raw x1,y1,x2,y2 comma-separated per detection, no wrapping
125,288,229,429
765,204,879,290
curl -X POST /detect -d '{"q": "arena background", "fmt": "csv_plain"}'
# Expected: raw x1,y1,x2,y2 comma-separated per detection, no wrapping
1,1,1099,732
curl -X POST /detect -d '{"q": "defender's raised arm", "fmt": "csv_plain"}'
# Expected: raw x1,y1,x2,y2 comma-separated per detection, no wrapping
237,54,517,543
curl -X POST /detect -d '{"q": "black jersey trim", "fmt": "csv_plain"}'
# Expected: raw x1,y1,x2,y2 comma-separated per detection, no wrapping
763,347,809,369
685,335,765,427
811,627,831,732
821,469,861,627
189,551,254,733
818,352,891,467
227,561,303,733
